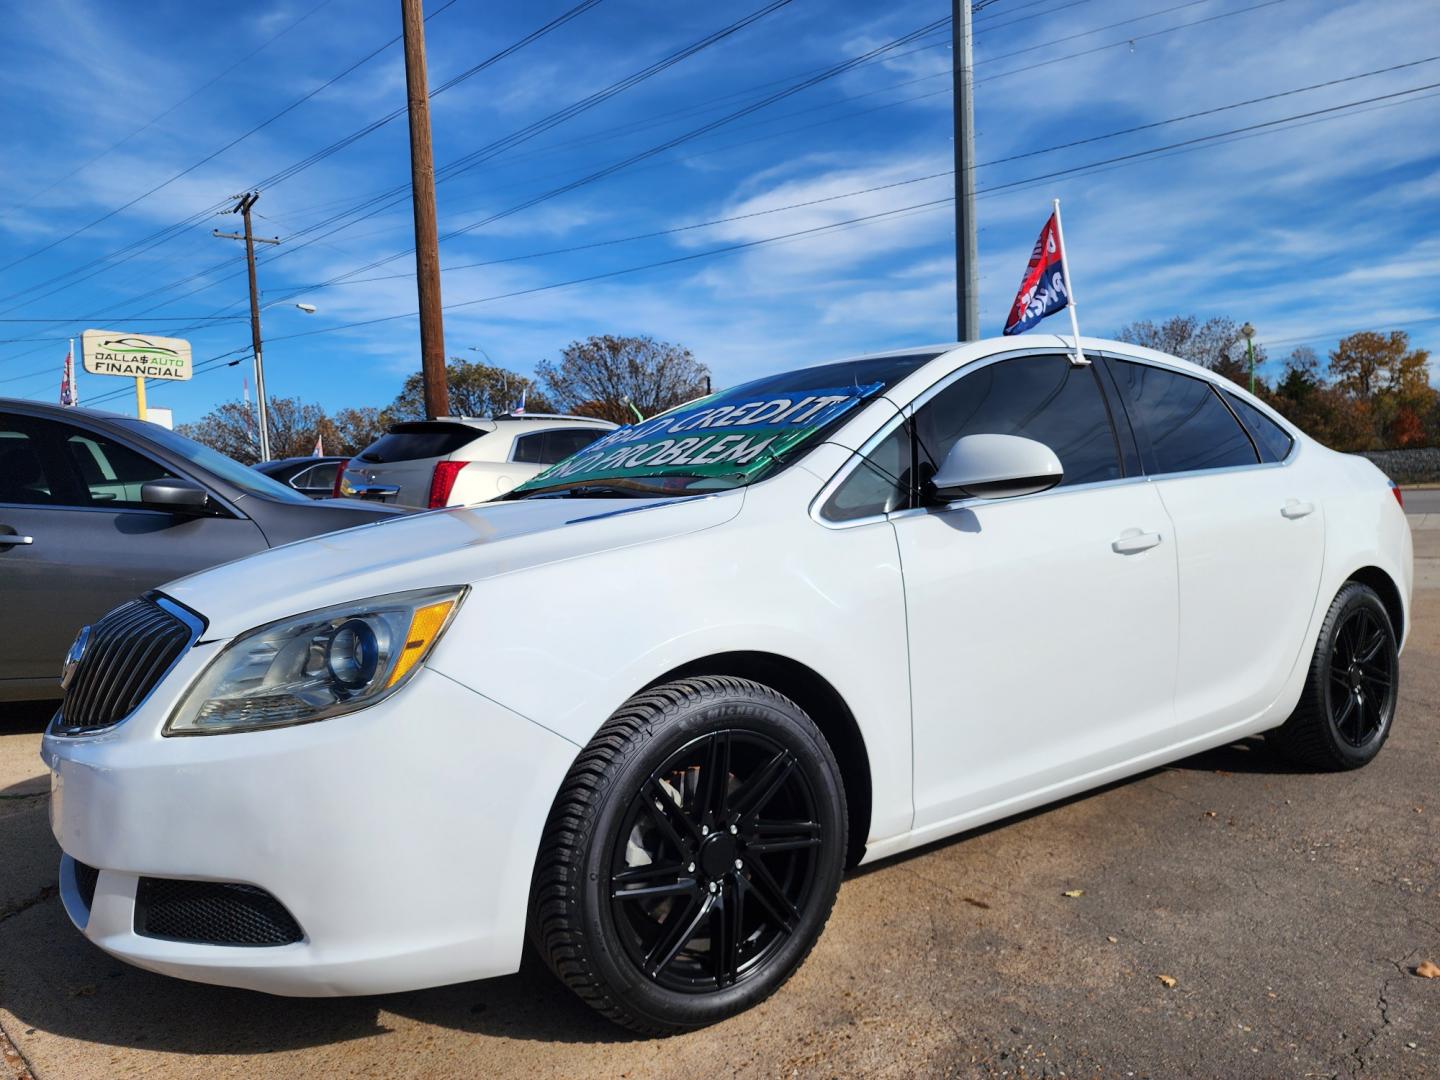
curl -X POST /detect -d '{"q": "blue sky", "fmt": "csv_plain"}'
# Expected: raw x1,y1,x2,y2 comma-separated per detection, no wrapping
1,0,1437,422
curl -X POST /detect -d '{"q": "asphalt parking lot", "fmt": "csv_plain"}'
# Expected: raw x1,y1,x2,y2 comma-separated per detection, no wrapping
2,523,1436,1079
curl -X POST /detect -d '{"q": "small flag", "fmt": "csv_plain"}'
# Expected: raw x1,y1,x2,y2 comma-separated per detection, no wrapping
511,387,527,416
312,433,324,457
60,343,78,407
243,376,251,404
1003,211,1070,336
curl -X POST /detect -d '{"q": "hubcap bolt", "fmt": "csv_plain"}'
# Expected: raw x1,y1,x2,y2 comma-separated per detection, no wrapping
708,881,717,893
734,858,743,870
687,862,696,873
729,824,738,835
702,825,710,836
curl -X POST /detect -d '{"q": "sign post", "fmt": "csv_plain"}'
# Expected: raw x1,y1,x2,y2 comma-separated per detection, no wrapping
81,330,193,420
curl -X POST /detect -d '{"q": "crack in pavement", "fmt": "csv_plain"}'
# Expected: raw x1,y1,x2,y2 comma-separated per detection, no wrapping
0,885,56,925
1337,950,1416,1080
0,1019,37,1080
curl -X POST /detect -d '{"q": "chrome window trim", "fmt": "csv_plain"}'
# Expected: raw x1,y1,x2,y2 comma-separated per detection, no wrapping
49,595,207,739
809,346,1302,531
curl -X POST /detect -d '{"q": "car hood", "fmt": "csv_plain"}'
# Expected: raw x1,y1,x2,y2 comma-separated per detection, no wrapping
164,492,743,639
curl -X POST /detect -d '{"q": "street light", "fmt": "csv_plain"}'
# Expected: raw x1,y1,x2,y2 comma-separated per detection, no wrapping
1241,322,1257,394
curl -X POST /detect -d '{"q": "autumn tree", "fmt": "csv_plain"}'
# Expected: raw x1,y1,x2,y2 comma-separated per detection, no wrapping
1114,315,1266,387
388,357,552,421
536,335,710,425
1328,331,1429,399
176,396,332,464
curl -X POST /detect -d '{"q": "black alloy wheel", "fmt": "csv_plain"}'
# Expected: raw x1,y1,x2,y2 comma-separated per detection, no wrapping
609,729,823,993
1325,604,1396,750
1272,581,1399,770
530,676,847,1034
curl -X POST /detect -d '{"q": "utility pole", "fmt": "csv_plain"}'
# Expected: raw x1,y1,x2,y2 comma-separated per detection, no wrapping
400,0,450,419
214,192,280,461
1241,321,1257,394
952,0,980,341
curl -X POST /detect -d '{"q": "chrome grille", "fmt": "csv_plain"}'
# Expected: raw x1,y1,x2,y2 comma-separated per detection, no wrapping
54,596,200,735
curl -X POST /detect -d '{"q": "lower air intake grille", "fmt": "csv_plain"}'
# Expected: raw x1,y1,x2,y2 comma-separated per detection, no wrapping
135,878,303,947
73,860,100,910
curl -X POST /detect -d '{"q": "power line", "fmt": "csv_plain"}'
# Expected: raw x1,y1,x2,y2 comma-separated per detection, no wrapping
78,80,1438,407
0,0,466,300
11,0,340,213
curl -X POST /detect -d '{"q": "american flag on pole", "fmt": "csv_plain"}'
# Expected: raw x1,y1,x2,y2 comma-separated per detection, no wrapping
60,343,78,407
312,433,324,457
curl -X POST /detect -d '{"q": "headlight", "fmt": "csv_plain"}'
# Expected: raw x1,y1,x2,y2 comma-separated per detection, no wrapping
165,586,467,736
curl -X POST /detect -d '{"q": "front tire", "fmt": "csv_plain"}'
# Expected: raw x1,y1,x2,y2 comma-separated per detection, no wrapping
529,676,847,1034
1271,581,1399,770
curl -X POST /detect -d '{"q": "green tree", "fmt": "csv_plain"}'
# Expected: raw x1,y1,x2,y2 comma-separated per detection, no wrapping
388,358,553,421
536,335,710,425
325,406,393,456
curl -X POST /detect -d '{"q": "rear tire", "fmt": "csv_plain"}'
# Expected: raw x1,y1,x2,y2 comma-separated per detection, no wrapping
529,676,847,1035
1271,582,1398,770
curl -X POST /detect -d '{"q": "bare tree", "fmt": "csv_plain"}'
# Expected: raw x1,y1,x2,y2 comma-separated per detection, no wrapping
1114,315,1265,386
536,335,710,424
176,397,331,463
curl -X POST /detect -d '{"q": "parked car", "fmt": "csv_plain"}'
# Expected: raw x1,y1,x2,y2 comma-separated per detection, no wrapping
337,413,616,508
0,400,408,701
251,455,350,499
42,338,1411,1034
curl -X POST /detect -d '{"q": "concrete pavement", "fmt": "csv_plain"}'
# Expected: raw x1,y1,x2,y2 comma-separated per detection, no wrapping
2,531,1437,1078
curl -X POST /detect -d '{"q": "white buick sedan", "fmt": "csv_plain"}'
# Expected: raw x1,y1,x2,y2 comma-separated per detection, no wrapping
42,337,1412,1034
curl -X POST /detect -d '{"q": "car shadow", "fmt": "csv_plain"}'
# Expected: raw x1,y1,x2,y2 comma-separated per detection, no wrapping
0,728,1318,1055
0,698,57,735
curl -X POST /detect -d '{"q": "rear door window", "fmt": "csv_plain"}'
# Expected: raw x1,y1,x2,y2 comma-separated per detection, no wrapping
1224,393,1294,463
1111,360,1258,475
0,422,60,505
359,423,481,463
513,427,608,465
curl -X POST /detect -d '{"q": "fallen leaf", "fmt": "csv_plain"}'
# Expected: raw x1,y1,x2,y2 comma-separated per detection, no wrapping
1107,935,1119,944
962,897,991,910
1062,889,1085,898
1157,975,1177,988
1204,810,1217,818
1415,960,1440,979
70,985,96,997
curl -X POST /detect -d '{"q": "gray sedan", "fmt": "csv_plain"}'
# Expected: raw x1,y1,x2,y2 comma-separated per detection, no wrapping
0,399,407,702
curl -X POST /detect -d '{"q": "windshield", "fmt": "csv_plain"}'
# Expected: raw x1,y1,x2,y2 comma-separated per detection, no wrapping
115,420,313,504
513,352,938,499
359,422,482,463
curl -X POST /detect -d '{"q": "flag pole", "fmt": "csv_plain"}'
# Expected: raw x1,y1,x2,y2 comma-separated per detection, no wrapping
1051,198,1088,366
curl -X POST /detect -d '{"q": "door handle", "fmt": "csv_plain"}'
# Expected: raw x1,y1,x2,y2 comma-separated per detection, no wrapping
1111,529,1162,555
0,534,34,546
1281,499,1315,519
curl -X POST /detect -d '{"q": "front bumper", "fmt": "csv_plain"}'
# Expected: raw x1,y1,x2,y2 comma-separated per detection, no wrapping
43,653,579,996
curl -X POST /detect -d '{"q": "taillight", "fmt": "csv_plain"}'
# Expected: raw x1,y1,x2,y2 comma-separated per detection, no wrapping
429,461,468,508
1390,481,1403,510
332,460,354,499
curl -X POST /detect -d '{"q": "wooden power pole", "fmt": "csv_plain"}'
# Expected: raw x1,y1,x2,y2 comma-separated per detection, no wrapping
214,191,281,461
400,0,450,419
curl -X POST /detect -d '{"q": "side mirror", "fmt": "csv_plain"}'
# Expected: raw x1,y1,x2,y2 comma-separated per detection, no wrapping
140,477,211,513
929,433,1063,502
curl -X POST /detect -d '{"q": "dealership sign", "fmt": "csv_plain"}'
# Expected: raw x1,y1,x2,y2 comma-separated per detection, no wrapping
81,329,192,381
516,382,884,492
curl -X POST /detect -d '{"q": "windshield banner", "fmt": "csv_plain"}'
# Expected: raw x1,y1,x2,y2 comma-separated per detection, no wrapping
516,382,885,492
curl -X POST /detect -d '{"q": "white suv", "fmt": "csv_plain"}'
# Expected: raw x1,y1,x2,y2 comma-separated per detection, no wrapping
337,414,616,508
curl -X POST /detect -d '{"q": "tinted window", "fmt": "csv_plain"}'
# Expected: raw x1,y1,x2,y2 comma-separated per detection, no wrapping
66,431,177,506
514,427,608,465
359,422,480,463
114,420,311,504
1225,392,1294,463
0,424,59,504
302,462,340,490
913,355,1121,489
821,421,911,521
1113,361,1257,474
